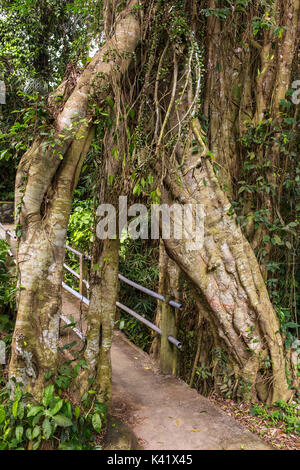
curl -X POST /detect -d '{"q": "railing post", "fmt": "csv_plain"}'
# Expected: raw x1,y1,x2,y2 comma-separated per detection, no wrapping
79,254,88,297
160,296,178,376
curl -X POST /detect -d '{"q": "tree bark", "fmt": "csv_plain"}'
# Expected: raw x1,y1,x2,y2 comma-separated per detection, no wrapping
162,117,293,402
80,238,120,404
9,0,140,398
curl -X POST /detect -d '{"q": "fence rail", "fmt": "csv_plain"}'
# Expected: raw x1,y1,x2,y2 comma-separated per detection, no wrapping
63,239,182,351
0,222,183,374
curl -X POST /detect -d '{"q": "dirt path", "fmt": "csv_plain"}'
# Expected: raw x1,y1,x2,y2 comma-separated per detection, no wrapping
61,292,271,450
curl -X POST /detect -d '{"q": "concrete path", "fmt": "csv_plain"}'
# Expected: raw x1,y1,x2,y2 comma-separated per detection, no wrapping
61,291,271,450
111,331,271,450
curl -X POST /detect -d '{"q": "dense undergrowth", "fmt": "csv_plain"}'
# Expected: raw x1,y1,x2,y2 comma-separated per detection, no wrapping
0,381,106,450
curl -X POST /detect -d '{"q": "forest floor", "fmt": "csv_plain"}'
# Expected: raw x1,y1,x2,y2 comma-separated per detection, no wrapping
61,290,272,450
209,395,299,451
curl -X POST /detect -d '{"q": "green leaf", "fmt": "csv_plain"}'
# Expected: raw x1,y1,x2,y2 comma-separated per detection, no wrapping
92,413,102,433
32,438,41,450
42,385,54,407
26,428,32,441
45,371,52,381
53,414,73,428
14,389,22,402
3,427,11,440
32,412,43,427
285,322,299,329
105,96,114,108
49,399,63,416
74,406,81,420
27,406,44,418
0,406,6,424
32,425,41,440
133,183,141,196
12,400,19,418
148,174,154,184
272,235,282,246
15,425,23,443
42,418,52,440
18,402,25,420
112,148,119,159
63,401,72,420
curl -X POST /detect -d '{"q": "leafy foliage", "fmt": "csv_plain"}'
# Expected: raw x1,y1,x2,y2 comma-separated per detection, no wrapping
0,241,16,367
250,401,300,436
118,239,159,351
67,197,94,253
0,376,107,450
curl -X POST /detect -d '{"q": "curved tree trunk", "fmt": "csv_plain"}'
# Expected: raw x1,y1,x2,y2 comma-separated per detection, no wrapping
162,117,293,403
9,0,140,398
10,127,93,397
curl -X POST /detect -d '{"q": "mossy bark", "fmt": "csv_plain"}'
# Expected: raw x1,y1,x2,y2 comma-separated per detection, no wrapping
9,0,140,399
10,128,93,399
79,239,120,404
162,117,293,403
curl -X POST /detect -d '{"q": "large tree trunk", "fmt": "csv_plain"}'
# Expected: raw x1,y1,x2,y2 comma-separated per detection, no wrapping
162,117,293,403
135,0,298,403
10,127,93,397
203,0,300,272
9,0,140,398
79,238,120,404
75,122,125,404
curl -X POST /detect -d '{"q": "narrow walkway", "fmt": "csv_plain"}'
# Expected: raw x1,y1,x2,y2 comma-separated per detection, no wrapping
62,291,271,450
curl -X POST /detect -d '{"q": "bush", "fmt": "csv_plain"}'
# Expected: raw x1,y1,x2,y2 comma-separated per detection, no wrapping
0,373,107,450
250,401,300,436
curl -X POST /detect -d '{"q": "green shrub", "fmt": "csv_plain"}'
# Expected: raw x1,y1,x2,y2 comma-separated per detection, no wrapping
0,240,16,320
250,401,300,436
0,373,107,450
119,239,159,351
